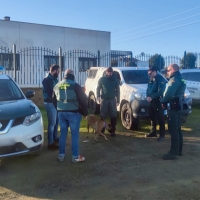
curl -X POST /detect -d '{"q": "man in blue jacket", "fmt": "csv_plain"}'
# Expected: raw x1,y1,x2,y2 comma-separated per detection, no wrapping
42,64,60,150
146,67,167,141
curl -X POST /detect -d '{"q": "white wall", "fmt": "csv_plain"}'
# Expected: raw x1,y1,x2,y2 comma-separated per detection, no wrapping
0,19,110,54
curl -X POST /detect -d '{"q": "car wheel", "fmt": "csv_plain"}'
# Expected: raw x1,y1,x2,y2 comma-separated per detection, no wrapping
121,103,139,130
89,94,100,114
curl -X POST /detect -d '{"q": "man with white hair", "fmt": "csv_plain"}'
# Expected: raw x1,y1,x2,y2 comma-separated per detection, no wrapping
54,69,88,163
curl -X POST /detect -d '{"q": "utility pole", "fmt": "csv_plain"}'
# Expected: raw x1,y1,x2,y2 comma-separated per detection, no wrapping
184,51,186,69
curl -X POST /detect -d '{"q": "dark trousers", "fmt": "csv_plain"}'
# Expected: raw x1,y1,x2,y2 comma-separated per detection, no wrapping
168,110,183,155
100,98,117,133
147,99,165,137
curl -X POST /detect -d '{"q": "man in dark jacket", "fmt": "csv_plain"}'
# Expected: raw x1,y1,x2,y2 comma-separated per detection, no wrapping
146,67,167,141
42,64,60,150
54,69,88,163
97,67,120,137
161,64,186,160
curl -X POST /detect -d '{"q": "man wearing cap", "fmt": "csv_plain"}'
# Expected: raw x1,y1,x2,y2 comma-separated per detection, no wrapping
146,66,167,141
97,67,120,137
161,64,186,160
54,69,88,163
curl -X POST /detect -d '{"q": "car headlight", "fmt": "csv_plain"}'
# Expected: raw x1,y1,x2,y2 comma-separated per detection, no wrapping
23,111,41,126
184,90,190,99
134,92,147,100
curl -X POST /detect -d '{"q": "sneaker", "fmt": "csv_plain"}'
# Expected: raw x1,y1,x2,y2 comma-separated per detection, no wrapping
146,132,157,138
162,153,178,160
58,155,65,162
48,143,59,150
72,155,85,163
157,136,165,141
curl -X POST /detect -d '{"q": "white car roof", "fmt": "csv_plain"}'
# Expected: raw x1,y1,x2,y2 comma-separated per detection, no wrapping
90,67,149,71
180,69,200,73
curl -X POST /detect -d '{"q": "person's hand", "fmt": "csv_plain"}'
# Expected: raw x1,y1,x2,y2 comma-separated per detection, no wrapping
116,102,119,106
161,104,165,109
147,97,152,102
97,97,100,103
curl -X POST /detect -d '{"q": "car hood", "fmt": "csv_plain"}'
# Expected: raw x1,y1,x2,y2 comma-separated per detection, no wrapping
122,83,147,93
0,99,37,120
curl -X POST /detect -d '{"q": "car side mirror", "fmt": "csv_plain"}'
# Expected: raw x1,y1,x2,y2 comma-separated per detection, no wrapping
25,90,35,98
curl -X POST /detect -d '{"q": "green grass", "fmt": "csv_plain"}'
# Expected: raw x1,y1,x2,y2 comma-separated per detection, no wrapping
39,103,200,138
40,106,152,138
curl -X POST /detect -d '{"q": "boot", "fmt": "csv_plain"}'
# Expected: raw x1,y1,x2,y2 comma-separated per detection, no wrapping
146,120,157,137
110,117,117,137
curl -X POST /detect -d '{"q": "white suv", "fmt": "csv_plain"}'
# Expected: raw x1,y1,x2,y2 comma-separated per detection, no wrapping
0,67,44,158
85,67,192,130
180,69,200,102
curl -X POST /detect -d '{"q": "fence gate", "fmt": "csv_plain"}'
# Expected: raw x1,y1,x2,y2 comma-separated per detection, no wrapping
1,45,200,87
62,50,97,86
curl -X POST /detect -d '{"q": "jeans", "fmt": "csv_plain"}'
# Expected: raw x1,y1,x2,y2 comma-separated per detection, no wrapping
44,102,59,145
58,112,82,158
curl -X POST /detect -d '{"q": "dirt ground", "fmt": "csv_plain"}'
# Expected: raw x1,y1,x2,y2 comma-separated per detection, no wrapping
1,122,200,200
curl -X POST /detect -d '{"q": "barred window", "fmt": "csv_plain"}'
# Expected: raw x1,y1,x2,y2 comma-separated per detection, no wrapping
0,53,20,70
44,55,64,71
79,57,97,72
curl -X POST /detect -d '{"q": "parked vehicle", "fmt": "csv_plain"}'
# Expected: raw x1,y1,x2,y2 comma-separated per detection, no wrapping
85,67,192,130
180,69,200,102
0,67,44,158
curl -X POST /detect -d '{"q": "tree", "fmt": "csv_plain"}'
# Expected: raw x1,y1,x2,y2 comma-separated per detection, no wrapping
180,52,197,69
148,54,165,71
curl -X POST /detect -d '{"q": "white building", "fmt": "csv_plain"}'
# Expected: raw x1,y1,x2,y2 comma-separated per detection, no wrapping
0,17,111,87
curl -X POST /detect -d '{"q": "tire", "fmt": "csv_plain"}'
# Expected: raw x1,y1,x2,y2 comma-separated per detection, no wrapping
121,103,139,130
88,94,100,114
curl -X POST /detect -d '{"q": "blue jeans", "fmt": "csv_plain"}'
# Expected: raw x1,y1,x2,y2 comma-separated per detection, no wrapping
44,103,59,145
58,112,82,158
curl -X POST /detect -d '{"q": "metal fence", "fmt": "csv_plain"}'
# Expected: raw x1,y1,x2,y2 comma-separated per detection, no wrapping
1,45,200,87
134,53,182,67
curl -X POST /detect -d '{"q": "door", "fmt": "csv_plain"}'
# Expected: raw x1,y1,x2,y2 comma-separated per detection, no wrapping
185,72,200,101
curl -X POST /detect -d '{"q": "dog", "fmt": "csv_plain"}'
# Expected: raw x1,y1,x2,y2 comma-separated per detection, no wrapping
87,114,111,141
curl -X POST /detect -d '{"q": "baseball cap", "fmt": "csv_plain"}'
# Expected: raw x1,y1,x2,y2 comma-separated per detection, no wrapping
106,67,113,72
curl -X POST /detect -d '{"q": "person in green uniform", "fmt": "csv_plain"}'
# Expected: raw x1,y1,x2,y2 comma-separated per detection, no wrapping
97,67,120,137
146,67,167,141
54,69,88,163
161,64,186,160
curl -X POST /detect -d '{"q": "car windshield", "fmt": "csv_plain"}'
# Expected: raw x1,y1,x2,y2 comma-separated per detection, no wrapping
122,70,149,84
0,79,24,101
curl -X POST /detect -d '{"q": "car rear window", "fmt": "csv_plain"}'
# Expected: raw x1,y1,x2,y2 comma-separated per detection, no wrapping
122,70,148,84
186,72,200,82
88,69,98,79
0,79,24,101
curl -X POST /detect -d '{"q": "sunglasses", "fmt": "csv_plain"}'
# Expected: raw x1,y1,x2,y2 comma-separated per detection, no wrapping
167,69,172,72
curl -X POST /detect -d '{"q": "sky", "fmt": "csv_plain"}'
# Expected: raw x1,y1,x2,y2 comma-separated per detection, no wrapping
1,0,200,58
